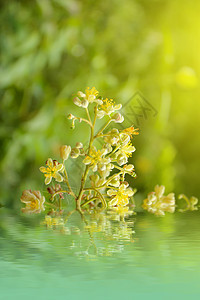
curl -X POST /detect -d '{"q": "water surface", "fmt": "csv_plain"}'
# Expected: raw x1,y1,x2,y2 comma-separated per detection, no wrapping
0,208,200,299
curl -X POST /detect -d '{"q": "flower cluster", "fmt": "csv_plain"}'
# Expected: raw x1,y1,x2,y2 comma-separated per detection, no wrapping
20,87,139,224
142,185,175,216
73,87,102,108
20,86,198,240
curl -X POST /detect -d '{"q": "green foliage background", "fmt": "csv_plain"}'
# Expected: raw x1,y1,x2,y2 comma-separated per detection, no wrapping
1,0,200,208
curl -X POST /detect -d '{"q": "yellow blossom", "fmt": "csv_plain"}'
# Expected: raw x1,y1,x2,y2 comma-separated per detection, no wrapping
116,141,136,166
97,98,122,119
121,126,139,138
21,190,45,214
83,146,111,172
74,87,102,108
120,141,136,157
108,183,134,207
85,87,99,100
39,158,64,185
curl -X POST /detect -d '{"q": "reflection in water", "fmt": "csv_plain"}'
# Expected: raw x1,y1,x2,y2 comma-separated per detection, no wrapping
41,208,135,258
1,208,200,298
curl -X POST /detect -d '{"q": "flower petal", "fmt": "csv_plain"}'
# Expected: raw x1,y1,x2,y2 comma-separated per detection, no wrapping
54,173,63,182
109,197,118,207
55,163,64,172
45,176,52,185
47,158,53,168
83,156,92,165
107,189,116,197
39,167,46,173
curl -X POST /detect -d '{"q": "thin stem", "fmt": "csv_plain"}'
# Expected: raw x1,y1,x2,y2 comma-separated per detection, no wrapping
107,145,120,158
83,187,107,209
96,171,123,189
74,116,92,128
85,107,92,124
50,190,69,201
63,164,77,198
45,202,57,209
81,197,99,207
76,106,98,211
94,118,112,138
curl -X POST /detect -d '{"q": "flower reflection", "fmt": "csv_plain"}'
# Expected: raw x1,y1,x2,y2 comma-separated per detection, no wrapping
42,208,134,258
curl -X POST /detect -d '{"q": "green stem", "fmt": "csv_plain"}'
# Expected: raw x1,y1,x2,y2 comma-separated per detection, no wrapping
81,197,99,207
83,187,107,209
50,190,69,201
96,171,123,189
63,164,77,198
86,107,92,124
45,202,57,209
76,106,97,211
94,118,112,138
74,116,92,128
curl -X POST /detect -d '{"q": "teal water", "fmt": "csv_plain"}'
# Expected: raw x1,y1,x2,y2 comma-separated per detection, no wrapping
0,208,200,299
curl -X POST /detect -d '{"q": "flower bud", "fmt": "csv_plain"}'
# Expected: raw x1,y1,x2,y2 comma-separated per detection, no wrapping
117,153,128,166
76,142,83,148
77,91,86,98
123,164,134,172
60,145,71,161
96,110,105,119
109,176,120,187
112,113,124,123
70,147,80,158
81,99,88,108
73,97,82,107
68,113,74,120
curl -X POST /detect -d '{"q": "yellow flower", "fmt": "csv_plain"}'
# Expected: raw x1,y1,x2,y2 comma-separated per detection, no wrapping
142,185,175,216
121,126,139,138
116,141,136,166
85,87,99,100
21,190,45,214
83,146,111,172
120,141,136,157
108,183,134,207
74,87,102,108
39,158,64,185
97,98,122,119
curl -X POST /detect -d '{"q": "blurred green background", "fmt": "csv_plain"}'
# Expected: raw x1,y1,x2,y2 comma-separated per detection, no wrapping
0,0,199,209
